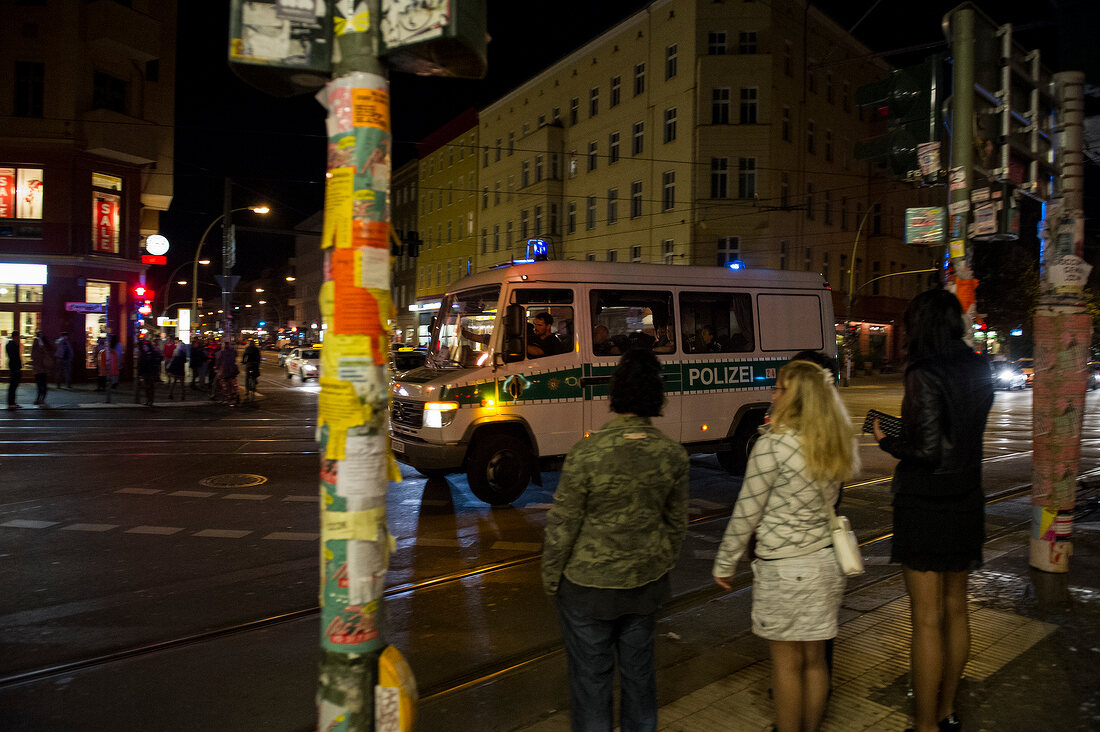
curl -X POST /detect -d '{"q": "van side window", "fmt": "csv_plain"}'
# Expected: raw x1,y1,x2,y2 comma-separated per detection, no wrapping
591,289,676,356
680,292,754,353
514,289,574,358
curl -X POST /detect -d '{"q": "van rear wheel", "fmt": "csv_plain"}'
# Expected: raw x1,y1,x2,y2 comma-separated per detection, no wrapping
467,434,532,505
717,416,764,476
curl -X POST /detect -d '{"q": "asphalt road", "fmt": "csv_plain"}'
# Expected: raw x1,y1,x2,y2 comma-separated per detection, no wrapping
0,364,1091,729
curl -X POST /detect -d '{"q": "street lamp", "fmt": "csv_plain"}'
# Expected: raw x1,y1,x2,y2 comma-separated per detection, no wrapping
189,205,269,342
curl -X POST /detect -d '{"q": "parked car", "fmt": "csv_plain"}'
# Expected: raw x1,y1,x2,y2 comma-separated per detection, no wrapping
992,362,1027,391
1016,357,1034,387
285,347,321,381
392,346,427,374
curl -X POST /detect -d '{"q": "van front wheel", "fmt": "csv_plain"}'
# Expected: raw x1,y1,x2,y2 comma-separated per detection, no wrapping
717,417,764,476
467,434,532,505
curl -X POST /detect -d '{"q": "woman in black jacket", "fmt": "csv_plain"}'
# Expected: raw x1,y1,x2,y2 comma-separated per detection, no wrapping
873,288,993,732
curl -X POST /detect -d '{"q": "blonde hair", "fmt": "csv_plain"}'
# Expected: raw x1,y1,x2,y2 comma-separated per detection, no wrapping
769,360,859,482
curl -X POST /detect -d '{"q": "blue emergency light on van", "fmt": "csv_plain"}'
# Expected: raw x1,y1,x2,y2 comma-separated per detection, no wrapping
727,260,746,270
526,238,550,261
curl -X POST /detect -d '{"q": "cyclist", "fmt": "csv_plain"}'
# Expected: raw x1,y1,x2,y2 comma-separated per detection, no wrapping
242,339,261,400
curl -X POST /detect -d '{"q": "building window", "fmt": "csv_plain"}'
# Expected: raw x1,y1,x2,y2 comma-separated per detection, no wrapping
607,189,618,225
710,158,728,199
610,76,621,107
14,61,44,117
808,69,817,94
630,181,643,218
447,220,453,243
825,129,834,162
784,41,792,77
664,108,677,143
823,252,831,283
483,145,489,167
662,171,675,211
805,247,813,272
495,138,502,161
494,181,501,205
609,132,621,164
634,63,645,95
663,239,675,264
782,106,791,142
93,71,127,114
717,236,740,267
779,240,788,270
665,44,678,80
630,246,642,262
551,153,561,179
712,88,730,124
873,203,882,235
550,204,559,235
587,253,597,262
632,122,644,155
780,172,789,208
567,202,577,234
535,155,544,182
521,210,529,239
493,224,500,251
607,249,618,262
806,183,815,220
521,160,530,187
824,190,833,225
586,196,597,230
587,141,598,171
807,121,815,154
738,31,757,54
739,88,757,124
552,107,560,123
506,220,513,247
570,98,579,125
481,187,488,209
534,205,543,234
589,87,599,117
826,73,834,104
737,158,755,199
480,229,488,254
842,82,851,112
872,261,881,294
708,32,727,55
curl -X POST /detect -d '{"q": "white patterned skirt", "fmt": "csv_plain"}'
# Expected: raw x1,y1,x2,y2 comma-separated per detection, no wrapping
750,546,845,641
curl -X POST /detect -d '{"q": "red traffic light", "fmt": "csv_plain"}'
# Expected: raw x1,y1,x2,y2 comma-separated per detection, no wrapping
133,286,153,299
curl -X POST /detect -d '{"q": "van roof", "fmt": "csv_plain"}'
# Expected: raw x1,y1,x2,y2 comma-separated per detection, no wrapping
446,261,828,292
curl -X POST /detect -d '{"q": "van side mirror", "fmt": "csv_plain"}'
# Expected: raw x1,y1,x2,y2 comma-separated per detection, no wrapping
503,304,526,363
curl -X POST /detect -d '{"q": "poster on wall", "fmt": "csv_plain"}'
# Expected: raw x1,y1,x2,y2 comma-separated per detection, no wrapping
93,191,120,253
0,168,15,218
16,168,44,219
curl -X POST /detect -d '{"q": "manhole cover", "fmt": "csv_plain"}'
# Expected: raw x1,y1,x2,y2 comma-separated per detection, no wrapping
199,473,269,489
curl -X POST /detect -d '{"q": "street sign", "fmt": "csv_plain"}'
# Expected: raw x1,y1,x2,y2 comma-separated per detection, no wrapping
141,254,167,264
65,302,106,313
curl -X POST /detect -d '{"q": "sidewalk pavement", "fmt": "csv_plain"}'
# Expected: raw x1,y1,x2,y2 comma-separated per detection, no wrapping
3,380,222,409
519,500,1100,732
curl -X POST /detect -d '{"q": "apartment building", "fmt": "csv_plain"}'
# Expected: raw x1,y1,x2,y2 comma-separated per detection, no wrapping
414,109,479,312
0,0,177,378
473,0,935,365
391,158,419,342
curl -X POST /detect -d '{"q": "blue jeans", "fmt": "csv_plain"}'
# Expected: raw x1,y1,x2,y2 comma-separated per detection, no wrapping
556,595,658,732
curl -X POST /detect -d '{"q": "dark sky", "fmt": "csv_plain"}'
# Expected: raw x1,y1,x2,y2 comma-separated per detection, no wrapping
159,0,1084,285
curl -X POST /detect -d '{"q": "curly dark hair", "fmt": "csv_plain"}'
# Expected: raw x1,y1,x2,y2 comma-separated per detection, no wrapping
609,348,665,417
905,288,965,361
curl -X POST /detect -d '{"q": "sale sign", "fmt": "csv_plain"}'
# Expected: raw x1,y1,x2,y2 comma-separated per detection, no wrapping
93,191,119,253
0,168,15,218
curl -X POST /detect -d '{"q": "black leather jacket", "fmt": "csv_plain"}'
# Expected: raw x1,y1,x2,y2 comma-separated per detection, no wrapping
879,343,993,499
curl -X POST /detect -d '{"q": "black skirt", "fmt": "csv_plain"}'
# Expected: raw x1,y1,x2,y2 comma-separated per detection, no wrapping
890,490,984,572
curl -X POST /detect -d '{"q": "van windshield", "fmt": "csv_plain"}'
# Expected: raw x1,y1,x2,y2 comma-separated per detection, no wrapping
429,285,501,368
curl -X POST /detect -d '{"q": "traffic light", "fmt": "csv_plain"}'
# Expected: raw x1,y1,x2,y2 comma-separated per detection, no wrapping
133,285,154,333
855,56,946,180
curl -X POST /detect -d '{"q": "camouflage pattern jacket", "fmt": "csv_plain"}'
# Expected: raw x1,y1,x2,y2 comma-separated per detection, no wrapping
542,415,690,594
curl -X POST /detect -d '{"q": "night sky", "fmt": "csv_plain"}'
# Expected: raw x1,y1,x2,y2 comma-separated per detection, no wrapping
158,0,1088,285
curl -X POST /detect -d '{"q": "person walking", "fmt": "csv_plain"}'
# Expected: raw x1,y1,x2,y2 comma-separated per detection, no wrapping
190,337,206,389
137,340,163,406
6,330,22,410
31,330,54,406
713,359,860,732
165,342,187,400
542,349,689,732
212,340,239,403
872,288,993,732
54,331,74,389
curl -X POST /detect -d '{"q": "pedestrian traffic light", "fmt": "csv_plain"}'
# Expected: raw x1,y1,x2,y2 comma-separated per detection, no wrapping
855,56,946,180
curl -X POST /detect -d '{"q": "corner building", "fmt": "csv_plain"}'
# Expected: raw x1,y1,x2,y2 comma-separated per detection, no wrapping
0,0,176,380
475,0,936,365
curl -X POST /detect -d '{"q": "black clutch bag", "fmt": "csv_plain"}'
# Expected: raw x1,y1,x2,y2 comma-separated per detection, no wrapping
863,409,903,439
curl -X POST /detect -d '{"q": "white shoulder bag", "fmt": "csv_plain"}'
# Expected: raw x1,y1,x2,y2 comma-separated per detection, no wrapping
825,502,864,577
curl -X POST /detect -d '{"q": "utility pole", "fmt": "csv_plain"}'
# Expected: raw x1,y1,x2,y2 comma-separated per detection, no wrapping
221,178,234,341
1030,71,1090,573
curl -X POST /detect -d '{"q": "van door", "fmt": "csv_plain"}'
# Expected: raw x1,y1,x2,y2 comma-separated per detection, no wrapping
582,288,681,440
494,287,583,458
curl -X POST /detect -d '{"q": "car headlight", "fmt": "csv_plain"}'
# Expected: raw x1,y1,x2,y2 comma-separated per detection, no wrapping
303,364,318,373
997,371,1012,381
424,401,459,428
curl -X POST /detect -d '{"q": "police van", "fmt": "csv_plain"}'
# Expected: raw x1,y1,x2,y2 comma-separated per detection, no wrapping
390,261,835,504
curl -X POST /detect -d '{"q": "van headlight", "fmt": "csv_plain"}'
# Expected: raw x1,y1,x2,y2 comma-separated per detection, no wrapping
424,401,459,428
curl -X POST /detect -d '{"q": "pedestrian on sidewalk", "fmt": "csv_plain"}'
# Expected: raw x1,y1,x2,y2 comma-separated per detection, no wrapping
31,330,54,406
165,343,187,400
137,340,163,406
5,329,22,409
542,349,689,732
872,288,993,732
190,336,206,389
98,334,122,392
54,331,73,389
713,359,860,732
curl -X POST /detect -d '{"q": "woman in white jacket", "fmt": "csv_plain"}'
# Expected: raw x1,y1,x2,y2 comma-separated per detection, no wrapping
713,360,859,732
